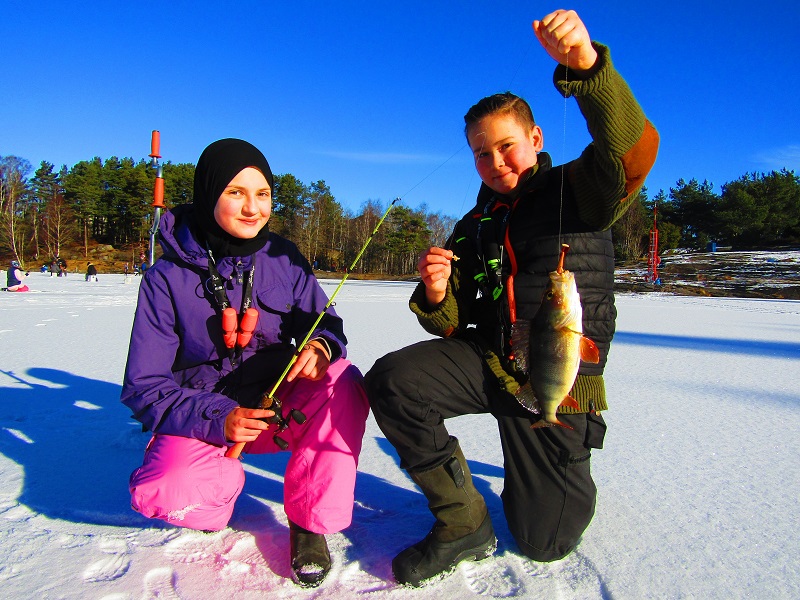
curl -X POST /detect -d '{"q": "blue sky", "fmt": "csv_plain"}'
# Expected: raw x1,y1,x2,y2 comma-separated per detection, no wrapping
2,1,799,217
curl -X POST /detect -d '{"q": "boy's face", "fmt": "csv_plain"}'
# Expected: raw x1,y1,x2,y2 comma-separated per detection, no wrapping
468,113,543,195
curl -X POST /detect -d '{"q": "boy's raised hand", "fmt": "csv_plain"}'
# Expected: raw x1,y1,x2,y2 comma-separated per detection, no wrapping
533,9,598,74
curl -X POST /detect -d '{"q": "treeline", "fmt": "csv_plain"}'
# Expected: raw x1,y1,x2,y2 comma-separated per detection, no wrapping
612,169,800,261
2,153,798,272
0,155,455,274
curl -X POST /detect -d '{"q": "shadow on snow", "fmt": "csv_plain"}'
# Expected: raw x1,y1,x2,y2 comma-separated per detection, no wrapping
0,367,513,582
614,331,800,359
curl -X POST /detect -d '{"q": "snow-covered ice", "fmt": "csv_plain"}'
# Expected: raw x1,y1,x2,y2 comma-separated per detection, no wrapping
0,273,798,598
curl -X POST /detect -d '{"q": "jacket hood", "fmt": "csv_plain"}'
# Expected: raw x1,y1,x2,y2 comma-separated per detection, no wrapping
158,204,206,268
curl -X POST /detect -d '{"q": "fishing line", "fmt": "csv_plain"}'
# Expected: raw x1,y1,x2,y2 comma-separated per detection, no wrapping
397,143,469,201
507,38,535,90
558,53,569,249
445,132,487,253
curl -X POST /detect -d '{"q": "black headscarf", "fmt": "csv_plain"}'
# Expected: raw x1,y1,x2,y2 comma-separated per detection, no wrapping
192,138,275,259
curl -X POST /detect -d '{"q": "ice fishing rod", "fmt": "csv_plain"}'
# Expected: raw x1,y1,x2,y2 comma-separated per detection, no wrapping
225,197,401,459
147,131,166,267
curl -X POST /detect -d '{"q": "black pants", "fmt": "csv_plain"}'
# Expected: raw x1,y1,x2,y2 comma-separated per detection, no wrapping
364,337,607,562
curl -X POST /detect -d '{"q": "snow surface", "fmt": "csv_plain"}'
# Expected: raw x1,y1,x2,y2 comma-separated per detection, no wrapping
1,273,798,599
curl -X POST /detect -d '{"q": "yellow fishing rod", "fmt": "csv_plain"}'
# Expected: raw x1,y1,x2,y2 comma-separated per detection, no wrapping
225,197,400,458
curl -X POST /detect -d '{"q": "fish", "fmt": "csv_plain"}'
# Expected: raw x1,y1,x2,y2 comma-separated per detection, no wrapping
510,244,600,429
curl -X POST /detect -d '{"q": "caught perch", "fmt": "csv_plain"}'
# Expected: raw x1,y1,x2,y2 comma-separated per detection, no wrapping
511,244,600,429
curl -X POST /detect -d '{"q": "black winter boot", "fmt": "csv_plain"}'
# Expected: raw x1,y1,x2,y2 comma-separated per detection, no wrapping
393,444,497,586
289,520,331,587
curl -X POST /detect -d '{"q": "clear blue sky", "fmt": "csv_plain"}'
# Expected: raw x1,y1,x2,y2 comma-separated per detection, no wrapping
2,1,799,217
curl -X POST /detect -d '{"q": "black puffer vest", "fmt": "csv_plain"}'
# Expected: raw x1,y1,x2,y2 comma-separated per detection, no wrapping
452,153,617,377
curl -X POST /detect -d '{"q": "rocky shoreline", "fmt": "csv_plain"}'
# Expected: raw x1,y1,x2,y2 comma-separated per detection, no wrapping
614,249,800,300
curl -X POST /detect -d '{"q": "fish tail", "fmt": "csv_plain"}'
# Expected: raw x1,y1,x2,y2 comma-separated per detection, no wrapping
529,395,579,429
530,417,574,431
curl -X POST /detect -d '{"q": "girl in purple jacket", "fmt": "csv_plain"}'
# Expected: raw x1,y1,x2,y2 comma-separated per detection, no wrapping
121,138,369,587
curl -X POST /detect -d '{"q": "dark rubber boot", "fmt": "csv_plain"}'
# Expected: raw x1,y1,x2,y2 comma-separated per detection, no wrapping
392,444,497,586
289,520,331,587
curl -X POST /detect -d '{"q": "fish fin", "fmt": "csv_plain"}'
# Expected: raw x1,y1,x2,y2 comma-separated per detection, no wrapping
580,336,600,364
561,395,580,410
514,382,540,414
530,418,573,431
510,320,531,372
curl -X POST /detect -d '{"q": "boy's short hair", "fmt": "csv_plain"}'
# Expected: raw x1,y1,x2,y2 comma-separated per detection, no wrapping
463,92,536,139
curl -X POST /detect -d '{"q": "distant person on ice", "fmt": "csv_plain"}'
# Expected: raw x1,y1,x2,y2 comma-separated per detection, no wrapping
364,9,659,586
6,260,29,292
85,262,98,282
121,138,368,588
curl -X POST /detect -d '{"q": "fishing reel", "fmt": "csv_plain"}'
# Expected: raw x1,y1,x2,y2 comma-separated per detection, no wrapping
259,394,306,450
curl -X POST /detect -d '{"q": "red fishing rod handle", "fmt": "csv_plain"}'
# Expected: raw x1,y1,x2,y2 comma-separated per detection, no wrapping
152,177,165,208
150,130,161,158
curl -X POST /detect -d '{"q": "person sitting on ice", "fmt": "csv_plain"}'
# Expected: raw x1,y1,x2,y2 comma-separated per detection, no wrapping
6,260,29,292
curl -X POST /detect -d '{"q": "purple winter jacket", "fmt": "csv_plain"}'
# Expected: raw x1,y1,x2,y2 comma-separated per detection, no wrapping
121,205,347,447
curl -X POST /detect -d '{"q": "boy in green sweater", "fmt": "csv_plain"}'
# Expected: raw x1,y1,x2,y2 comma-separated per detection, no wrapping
365,9,659,587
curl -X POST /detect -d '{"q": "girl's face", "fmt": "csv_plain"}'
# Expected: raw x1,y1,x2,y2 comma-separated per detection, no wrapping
214,167,272,239
467,113,544,195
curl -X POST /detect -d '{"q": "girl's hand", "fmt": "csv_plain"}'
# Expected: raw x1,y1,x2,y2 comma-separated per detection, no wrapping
418,247,456,307
533,9,598,74
224,407,275,442
286,340,330,382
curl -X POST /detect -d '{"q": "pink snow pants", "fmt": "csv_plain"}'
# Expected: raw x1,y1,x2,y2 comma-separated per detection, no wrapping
129,359,369,533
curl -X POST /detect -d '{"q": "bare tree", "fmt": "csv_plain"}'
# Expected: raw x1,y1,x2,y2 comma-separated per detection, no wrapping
0,156,32,264
42,193,75,259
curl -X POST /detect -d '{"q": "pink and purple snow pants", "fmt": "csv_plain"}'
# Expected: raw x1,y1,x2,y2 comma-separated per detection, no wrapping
128,359,369,534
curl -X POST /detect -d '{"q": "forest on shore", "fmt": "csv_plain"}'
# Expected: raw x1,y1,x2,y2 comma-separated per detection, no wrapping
1,153,798,274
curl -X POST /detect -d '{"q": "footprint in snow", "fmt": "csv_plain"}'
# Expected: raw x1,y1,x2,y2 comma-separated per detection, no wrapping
462,557,523,597
517,551,608,599
143,567,182,600
163,531,216,564
555,551,611,599
56,532,91,549
83,536,132,583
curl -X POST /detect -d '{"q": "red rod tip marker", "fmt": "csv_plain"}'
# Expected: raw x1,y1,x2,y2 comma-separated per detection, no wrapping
149,130,161,159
